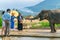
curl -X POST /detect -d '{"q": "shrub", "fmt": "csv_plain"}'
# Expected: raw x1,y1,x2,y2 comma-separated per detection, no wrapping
31,21,60,29
0,17,2,28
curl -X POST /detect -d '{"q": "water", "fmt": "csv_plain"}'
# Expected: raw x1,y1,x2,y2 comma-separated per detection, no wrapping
10,37,60,40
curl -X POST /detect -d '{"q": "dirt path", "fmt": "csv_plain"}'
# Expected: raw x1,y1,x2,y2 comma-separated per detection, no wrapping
2,29,60,40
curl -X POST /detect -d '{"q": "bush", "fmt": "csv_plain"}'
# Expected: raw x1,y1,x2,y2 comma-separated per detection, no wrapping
31,21,60,29
0,17,2,28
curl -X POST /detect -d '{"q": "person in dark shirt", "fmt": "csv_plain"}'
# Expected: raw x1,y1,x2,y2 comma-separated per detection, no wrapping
17,13,23,31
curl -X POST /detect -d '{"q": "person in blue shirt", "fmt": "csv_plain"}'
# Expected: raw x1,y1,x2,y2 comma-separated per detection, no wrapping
3,9,11,36
11,13,15,29
17,13,23,31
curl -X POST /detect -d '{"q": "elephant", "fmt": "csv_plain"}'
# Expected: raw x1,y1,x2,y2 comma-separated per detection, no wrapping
31,10,60,33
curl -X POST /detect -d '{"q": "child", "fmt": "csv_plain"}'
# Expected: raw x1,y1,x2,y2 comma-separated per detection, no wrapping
1,11,5,35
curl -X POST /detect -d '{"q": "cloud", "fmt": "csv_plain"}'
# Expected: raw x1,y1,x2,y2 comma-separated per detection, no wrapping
0,0,45,10
20,8,38,16
20,8,39,16
20,8,34,13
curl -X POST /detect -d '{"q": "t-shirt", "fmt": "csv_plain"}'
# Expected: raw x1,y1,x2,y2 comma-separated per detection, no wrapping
2,12,11,21
18,16,23,20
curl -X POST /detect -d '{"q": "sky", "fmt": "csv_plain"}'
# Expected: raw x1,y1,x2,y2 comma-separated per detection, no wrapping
0,0,44,10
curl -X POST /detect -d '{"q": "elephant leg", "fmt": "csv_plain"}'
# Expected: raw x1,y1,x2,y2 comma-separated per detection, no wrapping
50,23,56,33
53,23,56,32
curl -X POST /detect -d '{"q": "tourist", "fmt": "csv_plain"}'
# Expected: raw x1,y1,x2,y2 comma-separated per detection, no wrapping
11,13,16,30
1,11,5,35
3,9,11,36
17,13,23,31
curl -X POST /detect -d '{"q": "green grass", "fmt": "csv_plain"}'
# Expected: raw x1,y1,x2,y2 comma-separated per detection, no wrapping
0,17,2,28
31,21,60,29
31,21,49,29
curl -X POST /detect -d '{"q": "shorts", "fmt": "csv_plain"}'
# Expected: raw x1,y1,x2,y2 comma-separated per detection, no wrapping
2,21,5,27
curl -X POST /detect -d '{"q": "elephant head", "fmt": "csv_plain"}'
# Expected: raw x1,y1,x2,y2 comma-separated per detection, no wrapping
31,10,50,21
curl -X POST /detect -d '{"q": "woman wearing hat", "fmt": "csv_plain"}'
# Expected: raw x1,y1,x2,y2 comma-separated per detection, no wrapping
11,13,15,30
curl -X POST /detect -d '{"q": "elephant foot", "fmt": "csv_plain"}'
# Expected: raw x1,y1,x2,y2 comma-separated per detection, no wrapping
50,30,56,33
54,30,56,32
50,31,55,33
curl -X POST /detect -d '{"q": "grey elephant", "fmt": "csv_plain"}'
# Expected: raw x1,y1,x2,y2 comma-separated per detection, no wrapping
30,10,60,33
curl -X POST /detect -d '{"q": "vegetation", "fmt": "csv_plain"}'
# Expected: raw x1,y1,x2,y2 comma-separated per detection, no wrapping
0,17,2,28
30,21,60,29
31,21,50,29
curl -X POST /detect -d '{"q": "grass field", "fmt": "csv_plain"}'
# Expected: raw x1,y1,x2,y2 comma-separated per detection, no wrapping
22,19,60,29
31,21,60,29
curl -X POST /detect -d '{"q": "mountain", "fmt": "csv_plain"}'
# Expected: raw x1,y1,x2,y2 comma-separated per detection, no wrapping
16,8,39,16
11,0,60,16
26,0,60,12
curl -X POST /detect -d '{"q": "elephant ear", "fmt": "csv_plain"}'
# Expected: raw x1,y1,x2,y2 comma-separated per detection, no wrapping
43,10,49,19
